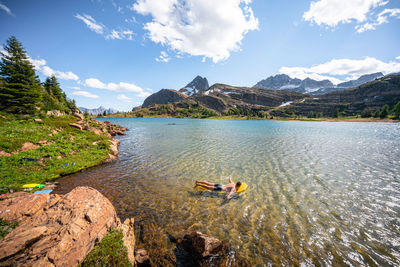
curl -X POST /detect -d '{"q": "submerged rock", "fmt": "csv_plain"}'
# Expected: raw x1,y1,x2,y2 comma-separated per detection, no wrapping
172,231,247,266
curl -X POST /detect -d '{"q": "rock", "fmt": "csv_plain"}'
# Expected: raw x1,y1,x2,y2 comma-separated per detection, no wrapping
0,187,121,266
34,118,42,122
135,248,151,266
73,111,85,120
90,127,103,135
0,115,6,119
173,231,246,266
177,231,226,259
46,110,63,117
0,193,55,222
19,142,40,152
57,155,62,159
120,218,136,266
0,150,11,157
104,154,117,163
109,139,120,156
69,122,83,131
38,140,53,146
0,192,28,201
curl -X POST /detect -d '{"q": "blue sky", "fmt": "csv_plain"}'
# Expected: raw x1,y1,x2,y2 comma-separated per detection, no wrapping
1,0,399,111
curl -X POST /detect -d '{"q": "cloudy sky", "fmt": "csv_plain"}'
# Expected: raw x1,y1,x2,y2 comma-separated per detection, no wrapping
1,0,399,111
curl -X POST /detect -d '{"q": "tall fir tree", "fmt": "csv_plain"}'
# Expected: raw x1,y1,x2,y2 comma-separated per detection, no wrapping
0,36,41,113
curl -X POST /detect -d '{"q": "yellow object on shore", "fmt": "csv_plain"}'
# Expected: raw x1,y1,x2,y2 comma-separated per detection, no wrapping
195,182,248,194
22,184,46,189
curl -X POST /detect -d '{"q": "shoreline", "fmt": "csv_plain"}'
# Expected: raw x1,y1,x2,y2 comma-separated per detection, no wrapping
98,115,398,123
0,114,126,192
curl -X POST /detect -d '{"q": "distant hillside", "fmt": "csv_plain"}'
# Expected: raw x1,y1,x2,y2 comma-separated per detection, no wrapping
311,72,383,95
253,72,384,95
79,106,118,115
141,89,188,108
253,74,333,93
270,75,400,117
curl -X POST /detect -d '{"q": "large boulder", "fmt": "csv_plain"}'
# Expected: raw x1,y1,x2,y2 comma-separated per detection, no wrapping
0,187,134,266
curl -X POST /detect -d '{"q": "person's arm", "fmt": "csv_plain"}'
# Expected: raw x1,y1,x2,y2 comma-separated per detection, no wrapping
228,176,233,184
226,188,235,200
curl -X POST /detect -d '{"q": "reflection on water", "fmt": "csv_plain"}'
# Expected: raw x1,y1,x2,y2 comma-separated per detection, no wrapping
54,118,400,266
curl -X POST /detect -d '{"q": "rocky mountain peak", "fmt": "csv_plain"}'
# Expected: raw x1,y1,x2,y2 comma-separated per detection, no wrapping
179,76,209,96
337,72,383,88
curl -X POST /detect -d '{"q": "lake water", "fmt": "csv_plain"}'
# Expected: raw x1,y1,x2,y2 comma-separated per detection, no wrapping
54,118,400,266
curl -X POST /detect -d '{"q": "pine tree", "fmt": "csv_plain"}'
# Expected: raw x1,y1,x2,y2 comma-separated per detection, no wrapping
380,104,389,118
0,36,41,113
393,101,400,119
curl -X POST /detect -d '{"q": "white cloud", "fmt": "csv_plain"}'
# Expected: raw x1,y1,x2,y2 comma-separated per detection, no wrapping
106,30,134,40
75,14,105,34
397,56,400,60
75,13,134,40
29,57,79,81
72,91,100,98
280,56,400,84
117,94,132,102
303,0,388,27
138,91,152,98
84,78,150,98
356,8,400,32
132,0,258,63
70,86,81,90
0,2,13,16
155,51,170,63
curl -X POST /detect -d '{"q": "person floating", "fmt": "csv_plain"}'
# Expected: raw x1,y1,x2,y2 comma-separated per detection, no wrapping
195,177,242,199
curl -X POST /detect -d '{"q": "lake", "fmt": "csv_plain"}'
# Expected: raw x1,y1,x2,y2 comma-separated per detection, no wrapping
54,118,400,266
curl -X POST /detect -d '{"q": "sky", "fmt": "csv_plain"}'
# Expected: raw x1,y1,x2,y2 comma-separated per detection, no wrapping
0,0,399,111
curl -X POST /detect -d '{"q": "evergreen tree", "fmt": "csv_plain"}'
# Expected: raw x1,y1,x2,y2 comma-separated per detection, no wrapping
333,108,340,118
393,101,400,119
0,36,41,113
373,109,381,118
380,104,389,118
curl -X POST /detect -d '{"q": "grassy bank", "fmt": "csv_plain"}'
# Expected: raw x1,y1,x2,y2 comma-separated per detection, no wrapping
80,229,131,267
0,114,112,192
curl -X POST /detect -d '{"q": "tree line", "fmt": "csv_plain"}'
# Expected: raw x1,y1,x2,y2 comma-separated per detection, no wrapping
0,36,76,114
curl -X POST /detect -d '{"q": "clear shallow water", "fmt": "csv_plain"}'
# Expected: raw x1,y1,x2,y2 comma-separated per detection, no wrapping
55,118,400,266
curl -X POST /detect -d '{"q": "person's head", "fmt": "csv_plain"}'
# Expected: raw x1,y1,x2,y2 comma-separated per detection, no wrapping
235,182,242,189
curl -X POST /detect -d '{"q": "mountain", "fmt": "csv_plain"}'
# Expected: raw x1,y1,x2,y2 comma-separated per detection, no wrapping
271,74,400,117
179,76,209,96
136,82,305,115
79,106,118,115
337,72,383,88
310,72,384,95
141,89,188,108
253,74,333,93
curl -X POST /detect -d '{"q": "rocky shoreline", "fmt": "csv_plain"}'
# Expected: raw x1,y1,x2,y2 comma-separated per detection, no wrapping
0,187,244,266
0,116,245,266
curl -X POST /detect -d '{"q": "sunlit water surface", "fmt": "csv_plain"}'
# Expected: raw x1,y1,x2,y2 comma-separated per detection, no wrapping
55,118,400,266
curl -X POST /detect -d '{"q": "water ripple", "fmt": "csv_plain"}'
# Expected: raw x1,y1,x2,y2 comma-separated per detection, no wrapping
54,118,400,266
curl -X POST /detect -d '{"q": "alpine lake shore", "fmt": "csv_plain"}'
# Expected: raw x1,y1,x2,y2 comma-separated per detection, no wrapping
0,111,138,266
0,112,242,266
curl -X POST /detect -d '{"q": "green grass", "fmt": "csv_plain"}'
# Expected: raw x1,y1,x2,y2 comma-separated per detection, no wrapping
0,218,18,240
80,229,131,267
0,114,112,192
